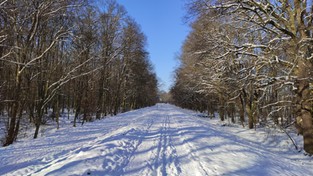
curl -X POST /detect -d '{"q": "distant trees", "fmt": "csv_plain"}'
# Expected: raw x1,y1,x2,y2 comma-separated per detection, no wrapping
0,0,158,146
159,90,172,103
173,0,313,154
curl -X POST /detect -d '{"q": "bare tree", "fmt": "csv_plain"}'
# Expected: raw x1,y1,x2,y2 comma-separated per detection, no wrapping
0,0,158,146
173,0,313,154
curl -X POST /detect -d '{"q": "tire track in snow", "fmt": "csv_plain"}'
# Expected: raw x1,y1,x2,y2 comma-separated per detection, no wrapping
99,117,156,175
143,115,181,176
8,112,153,176
117,117,156,174
2,104,313,176
156,116,181,176
165,115,182,176
30,117,156,176
171,115,217,176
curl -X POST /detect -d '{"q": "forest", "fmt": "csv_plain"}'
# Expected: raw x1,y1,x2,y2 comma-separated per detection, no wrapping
2,0,313,157
171,0,313,154
1,0,313,175
0,0,158,146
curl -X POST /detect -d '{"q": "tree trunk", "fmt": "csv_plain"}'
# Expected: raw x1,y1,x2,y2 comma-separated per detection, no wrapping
61,96,65,114
219,106,225,121
55,97,60,129
96,77,104,120
28,103,34,123
67,95,71,120
302,111,313,154
4,69,22,146
246,103,254,129
13,106,24,142
239,95,245,127
113,93,120,115
13,118,20,142
73,91,83,127
229,104,235,123
218,95,225,121
295,78,313,154
4,108,17,146
34,123,40,139
73,105,80,127
34,108,44,139
3,103,19,146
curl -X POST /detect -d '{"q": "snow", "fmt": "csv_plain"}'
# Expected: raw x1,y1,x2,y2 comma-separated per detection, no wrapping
1,104,312,176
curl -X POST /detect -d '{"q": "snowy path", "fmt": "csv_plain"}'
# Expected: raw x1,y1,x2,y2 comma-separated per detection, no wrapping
1,104,312,176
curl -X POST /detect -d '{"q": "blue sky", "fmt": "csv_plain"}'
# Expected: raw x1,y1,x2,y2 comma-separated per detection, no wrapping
115,0,190,92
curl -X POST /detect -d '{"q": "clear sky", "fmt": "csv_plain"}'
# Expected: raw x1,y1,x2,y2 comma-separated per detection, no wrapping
115,0,190,92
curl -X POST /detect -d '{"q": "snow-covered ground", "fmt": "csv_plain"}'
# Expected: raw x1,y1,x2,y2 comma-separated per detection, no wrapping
0,104,312,176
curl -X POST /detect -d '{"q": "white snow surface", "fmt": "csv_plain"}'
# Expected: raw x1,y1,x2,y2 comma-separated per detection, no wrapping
1,104,313,176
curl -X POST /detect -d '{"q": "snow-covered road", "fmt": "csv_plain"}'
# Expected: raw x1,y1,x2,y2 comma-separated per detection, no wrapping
1,104,312,176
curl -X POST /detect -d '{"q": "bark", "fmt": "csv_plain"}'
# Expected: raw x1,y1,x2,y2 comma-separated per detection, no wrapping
246,102,255,129
28,103,34,123
295,78,313,154
55,97,60,129
219,106,225,121
239,95,245,127
228,104,235,123
302,109,313,154
4,69,22,146
3,102,19,146
96,77,104,120
4,106,16,145
33,106,44,139
33,123,40,139
73,105,81,127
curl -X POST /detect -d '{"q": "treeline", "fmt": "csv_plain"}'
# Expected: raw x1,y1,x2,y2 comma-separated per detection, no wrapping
172,0,313,154
0,0,158,146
